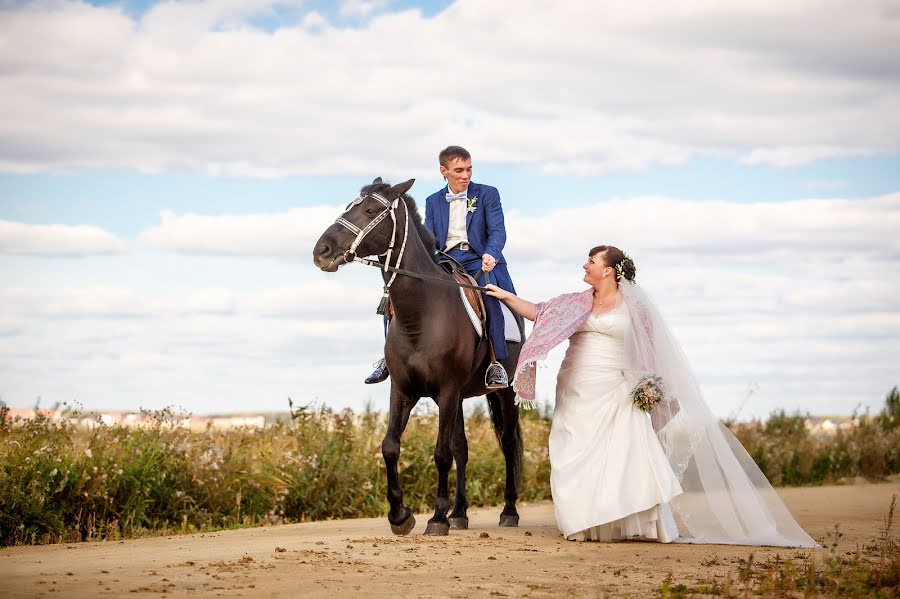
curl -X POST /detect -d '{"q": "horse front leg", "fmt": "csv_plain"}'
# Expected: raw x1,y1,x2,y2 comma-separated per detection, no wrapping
448,403,469,529
382,388,418,535
424,391,461,536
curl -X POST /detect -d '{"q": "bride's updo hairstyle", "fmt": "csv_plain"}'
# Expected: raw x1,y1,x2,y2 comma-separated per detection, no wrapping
589,245,636,283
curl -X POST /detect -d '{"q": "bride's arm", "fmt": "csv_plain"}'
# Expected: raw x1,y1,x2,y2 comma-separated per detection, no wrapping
484,284,537,321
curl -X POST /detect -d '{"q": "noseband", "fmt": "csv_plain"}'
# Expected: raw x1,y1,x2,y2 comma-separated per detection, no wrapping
334,192,410,314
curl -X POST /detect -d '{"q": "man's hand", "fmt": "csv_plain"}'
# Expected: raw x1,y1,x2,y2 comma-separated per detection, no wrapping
482,253,497,273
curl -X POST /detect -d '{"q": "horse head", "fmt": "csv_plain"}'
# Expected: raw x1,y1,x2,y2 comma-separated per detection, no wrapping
313,177,416,272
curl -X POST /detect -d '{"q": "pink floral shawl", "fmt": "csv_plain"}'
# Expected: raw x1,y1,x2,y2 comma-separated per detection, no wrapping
512,288,594,406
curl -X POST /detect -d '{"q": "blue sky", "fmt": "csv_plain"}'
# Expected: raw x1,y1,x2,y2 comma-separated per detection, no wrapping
85,0,454,21
1,0,898,419
5,153,900,235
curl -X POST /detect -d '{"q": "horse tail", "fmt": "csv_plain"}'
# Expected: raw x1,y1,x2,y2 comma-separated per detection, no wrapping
486,392,523,491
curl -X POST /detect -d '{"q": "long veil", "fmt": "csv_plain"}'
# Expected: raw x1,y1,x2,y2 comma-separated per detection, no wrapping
619,280,818,548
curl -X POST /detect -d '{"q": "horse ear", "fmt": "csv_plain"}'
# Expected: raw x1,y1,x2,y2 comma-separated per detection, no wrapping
372,177,383,185
391,178,415,197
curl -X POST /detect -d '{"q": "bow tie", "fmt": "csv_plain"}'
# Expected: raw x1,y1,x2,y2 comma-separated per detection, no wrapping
446,189,468,203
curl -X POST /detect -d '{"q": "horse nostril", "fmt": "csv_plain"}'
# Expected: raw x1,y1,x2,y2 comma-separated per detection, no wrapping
317,242,330,257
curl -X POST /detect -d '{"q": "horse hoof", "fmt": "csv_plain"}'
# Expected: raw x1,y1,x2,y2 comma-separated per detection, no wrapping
390,515,416,536
448,516,469,530
424,521,450,536
499,514,519,527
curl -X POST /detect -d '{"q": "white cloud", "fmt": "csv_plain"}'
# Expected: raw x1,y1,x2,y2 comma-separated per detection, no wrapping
136,192,900,265
137,206,341,256
0,279,380,320
505,192,900,263
801,179,848,191
0,287,165,318
0,0,897,176
0,282,388,413
741,146,873,168
0,220,129,256
299,10,328,30
185,288,237,314
338,0,389,19
2,191,898,417
140,0,306,31
243,281,376,317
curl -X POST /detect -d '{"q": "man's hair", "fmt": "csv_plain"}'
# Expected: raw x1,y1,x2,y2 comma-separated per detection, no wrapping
439,146,471,168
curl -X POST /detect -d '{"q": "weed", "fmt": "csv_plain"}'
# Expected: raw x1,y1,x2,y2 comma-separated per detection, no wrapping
3,390,900,547
659,494,900,598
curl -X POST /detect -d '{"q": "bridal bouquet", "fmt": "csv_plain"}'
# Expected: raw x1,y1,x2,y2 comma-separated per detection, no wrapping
631,374,666,412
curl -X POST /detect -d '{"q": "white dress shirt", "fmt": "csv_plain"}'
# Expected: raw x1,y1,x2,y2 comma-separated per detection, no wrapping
445,186,470,251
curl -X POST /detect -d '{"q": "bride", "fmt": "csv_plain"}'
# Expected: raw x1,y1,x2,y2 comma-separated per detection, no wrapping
485,245,818,547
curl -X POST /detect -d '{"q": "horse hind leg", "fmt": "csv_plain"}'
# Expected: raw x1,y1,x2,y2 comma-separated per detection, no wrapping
448,404,469,530
383,390,418,535
488,389,522,527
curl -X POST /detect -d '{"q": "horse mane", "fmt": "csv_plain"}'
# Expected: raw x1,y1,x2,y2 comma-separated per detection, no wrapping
360,182,439,263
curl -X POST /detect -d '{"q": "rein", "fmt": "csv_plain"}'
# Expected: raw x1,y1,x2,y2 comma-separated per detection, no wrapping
352,256,492,292
333,192,492,310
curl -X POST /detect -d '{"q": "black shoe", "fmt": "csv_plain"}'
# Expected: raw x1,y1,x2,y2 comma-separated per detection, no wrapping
485,361,509,390
365,358,389,384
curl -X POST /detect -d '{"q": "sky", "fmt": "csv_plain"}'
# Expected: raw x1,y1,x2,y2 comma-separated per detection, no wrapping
1,0,899,419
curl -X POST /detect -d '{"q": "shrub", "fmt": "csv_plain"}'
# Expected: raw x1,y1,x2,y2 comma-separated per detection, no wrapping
2,387,899,547
0,403,553,546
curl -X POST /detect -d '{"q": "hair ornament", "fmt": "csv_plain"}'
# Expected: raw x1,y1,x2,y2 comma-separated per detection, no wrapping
615,251,634,283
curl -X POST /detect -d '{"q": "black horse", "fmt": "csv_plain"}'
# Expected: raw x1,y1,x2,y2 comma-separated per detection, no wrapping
313,178,524,536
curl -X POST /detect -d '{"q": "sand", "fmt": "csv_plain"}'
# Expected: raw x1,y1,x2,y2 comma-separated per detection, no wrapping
3,482,897,598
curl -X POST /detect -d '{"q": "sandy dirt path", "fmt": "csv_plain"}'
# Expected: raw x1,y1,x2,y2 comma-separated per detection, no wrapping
3,482,897,598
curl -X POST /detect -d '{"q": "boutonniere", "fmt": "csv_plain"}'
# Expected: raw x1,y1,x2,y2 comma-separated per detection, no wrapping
467,197,477,214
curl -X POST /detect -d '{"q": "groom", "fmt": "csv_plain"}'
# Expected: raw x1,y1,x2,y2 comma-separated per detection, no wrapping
365,145,516,388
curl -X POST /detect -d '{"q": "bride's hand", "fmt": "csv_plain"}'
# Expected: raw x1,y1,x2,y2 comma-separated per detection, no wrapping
484,284,512,301
485,284,535,320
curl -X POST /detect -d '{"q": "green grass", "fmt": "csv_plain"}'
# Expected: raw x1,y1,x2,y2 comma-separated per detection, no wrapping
1,386,898,547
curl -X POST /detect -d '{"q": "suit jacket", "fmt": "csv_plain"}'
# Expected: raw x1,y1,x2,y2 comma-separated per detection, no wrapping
424,181,515,293
424,182,507,262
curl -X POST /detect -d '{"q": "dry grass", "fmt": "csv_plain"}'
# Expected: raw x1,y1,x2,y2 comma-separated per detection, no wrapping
0,402,551,546
660,494,900,598
1,386,898,547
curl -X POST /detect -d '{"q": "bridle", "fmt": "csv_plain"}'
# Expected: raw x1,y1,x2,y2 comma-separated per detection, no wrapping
335,192,403,265
335,191,410,314
332,192,491,314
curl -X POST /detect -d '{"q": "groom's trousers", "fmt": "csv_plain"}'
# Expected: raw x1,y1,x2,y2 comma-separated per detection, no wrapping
447,247,509,361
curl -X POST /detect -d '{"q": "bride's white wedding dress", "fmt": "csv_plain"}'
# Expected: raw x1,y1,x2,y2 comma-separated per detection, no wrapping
519,280,817,547
551,304,683,541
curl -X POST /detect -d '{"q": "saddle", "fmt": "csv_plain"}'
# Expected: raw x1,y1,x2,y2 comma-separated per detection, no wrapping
385,252,487,328
384,255,486,331
444,261,488,329
436,253,521,343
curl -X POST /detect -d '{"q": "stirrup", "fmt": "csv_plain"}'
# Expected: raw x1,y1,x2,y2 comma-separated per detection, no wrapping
485,361,509,390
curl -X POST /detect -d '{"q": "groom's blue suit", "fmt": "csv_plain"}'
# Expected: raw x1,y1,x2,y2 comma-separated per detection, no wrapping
424,182,516,360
